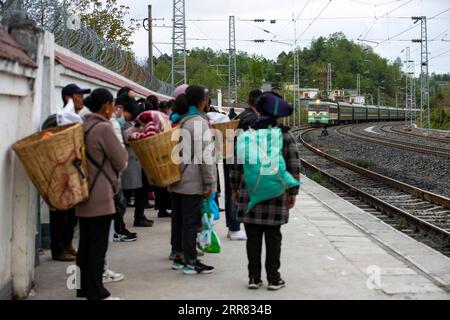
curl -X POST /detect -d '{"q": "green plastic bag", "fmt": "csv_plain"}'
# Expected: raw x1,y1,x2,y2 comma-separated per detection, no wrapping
236,127,300,210
197,197,221,254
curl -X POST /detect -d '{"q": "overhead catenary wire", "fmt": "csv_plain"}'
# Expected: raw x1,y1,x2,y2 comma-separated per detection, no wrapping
430,48,450,60
296,0,334,42
374,7,450,48
359,0,413,41
271,0,311,42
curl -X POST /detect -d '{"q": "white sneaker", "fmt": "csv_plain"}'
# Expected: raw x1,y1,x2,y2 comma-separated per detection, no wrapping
228,229,247,241
103,270,124,283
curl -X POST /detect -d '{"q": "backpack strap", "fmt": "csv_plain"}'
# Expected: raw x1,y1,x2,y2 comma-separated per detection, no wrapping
84,121,118,194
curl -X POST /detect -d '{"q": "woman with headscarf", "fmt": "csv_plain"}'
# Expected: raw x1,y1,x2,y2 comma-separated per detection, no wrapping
230,92,301,291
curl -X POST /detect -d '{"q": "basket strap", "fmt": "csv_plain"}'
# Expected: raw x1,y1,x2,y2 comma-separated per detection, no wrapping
84,121,118,194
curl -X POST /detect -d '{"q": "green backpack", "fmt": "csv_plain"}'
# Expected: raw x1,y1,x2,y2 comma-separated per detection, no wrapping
236,127,300,211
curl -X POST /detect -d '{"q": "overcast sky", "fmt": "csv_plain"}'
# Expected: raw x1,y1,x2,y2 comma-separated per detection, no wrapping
122,0,450,75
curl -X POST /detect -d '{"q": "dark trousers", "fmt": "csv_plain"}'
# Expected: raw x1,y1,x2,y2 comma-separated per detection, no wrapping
224,164,241,232
113,190,127,234
155,187,172,212
123,188,147,220
76,215,113,300
171,193,203,264
49,208,77,258
244,223,282,283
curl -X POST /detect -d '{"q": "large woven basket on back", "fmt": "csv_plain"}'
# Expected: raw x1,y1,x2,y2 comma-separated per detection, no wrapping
212,120,240,159
130,127,181,188
12,123,89,211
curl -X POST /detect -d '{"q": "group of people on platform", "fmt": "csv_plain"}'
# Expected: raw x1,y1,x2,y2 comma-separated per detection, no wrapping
42,82,301,300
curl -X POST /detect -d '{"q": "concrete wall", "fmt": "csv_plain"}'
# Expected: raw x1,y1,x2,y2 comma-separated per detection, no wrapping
0,58,38,299
0,17,171,299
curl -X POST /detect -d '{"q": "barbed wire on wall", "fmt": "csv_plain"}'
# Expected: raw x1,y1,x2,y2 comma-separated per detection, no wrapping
0,0,173,96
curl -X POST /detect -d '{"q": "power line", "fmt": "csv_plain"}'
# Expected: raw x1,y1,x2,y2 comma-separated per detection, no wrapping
430,48,450,60
359,0,413,40
271,0,311,41
374,8,450,48
349,0,405,7
141,16,450,23
296,0,334,42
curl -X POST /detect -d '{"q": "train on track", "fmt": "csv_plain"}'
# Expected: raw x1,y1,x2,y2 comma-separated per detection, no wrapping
305,100,420,127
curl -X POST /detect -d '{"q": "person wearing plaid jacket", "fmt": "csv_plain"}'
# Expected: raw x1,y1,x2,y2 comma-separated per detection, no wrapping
230,92,301,291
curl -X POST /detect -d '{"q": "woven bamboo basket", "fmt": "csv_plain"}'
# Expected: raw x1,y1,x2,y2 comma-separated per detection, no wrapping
212,120,241,159
12,123,89,211
130,127,181,188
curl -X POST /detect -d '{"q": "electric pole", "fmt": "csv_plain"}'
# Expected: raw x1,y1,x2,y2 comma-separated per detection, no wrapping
228,16,237,107
357,73,361,97
327,63,332,98
412,16,430,129
148,5,153,75
172,0,187,87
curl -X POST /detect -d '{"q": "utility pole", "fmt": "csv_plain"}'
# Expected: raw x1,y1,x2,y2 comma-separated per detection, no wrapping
412,16,430,129
228,16,237,107
172,0,187,87
356,74,361,97
378,87,381,107
148,5,153,75
403,47,413,126
327,63,332,98
411,61,416,125
293,13,299,128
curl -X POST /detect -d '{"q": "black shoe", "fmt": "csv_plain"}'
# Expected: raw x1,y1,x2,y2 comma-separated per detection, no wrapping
183,260,215,275
248,278,263,290
123,228,137,237
134,219,154,227
219,208,225,212
113,232,137,242
158,211,172,218
268,279,286,291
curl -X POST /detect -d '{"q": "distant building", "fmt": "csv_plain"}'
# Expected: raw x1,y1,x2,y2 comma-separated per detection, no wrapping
261,82,273,92
329,90,346,102
349,95,366,104
329,89,366,104
299,88,319,100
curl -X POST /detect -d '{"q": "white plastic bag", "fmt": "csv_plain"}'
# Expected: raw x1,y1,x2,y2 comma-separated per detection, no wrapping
207,112,230,124
57,98,83,126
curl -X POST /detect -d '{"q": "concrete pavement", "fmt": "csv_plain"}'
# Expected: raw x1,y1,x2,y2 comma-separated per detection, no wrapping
27,176,450,300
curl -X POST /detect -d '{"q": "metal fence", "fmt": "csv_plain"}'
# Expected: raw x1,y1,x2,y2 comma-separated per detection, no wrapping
0,0,173,96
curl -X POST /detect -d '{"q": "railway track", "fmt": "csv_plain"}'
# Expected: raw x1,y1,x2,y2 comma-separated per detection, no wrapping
380,124,450,144
294,127,450,256
335,124,450,159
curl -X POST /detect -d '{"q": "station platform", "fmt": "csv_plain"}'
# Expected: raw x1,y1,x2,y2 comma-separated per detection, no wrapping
27,176,450,300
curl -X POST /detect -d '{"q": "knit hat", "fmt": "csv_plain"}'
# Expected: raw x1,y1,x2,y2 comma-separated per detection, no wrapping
255,92,293,118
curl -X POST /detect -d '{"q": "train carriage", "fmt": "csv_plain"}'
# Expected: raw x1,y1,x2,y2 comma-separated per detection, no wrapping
353,103,367,122
379,106,390,121
367,105,379,121
338,102,353,123
388,107,398,120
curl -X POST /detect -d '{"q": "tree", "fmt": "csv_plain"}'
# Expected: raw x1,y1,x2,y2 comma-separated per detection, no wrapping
67,0,139,50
